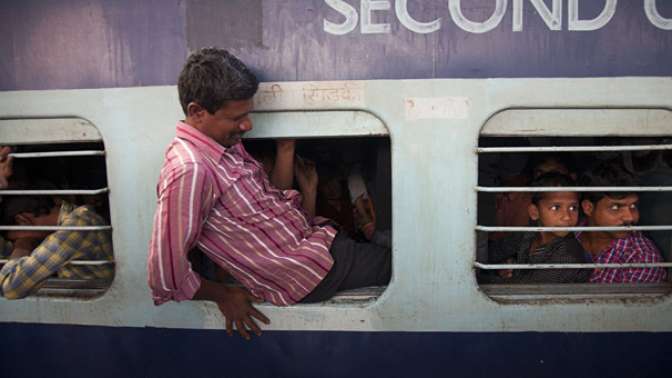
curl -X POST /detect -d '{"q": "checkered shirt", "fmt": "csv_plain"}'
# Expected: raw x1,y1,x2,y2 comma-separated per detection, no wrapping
588,232,667,283
0,202,113,299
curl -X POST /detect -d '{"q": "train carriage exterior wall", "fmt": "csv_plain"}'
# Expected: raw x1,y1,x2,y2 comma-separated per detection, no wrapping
1,1,672,377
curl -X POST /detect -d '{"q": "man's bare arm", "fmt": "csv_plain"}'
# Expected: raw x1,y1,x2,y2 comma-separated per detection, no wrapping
270,139,295,190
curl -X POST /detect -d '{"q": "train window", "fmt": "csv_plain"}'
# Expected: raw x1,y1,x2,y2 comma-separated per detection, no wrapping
239,136,391,304
476,109,672,303
0,118,114,299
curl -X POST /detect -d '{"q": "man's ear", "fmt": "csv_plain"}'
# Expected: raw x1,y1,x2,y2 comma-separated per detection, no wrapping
528,203,540,221
186,102,205,120
582,199,594,217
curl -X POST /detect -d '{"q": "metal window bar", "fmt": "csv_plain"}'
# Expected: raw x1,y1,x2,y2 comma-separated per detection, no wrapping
8,150,105,158
475,262,672,270
0,225,111,231
475,225,672,232
0,259,114,266
476,186,672,193
476,144,672,154
0,188,108,195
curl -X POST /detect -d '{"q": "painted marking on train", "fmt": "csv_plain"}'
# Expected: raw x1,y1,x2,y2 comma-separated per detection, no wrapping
404,96,470,120
324,0,672,35
254,81,365,110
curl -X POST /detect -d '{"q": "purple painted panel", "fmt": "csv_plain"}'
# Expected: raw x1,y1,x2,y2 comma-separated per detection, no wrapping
0,0,186,90
221,0,672,81
2,0,672,90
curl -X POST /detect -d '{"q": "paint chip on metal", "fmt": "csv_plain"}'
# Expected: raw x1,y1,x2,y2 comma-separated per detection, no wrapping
404,97,470,120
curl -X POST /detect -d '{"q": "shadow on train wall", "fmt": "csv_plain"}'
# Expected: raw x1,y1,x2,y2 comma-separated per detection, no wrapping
1,0,672,91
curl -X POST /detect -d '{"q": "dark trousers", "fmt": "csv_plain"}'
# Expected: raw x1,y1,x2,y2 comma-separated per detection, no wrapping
300,232,391,303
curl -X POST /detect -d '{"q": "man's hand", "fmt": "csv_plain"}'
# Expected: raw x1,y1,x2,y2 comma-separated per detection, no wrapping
497,258,514,279
216,286,270,340
194,279,271,340
8,238,34,260
0,146,13,189
6,213,50,242
294,156,318,217
294,155,318,194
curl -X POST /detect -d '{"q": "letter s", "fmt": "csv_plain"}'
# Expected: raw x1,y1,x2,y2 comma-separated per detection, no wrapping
324,0,359,35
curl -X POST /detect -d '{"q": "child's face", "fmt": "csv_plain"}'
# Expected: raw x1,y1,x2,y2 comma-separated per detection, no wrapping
529,191,579,238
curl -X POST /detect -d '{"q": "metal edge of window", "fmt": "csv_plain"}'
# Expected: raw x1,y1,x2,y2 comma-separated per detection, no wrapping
480,108,672,137
0,189,109,195
0,118,103,144
474,262,672,270
0,118,114,298
0,259,114,266
480,283,672,302
476,111,672,298
246,110,389,139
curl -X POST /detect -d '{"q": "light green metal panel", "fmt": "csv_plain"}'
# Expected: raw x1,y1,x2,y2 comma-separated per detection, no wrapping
0,78,671,332
0,118,102,144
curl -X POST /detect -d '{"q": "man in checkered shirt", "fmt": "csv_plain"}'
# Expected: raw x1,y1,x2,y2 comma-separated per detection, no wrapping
578,162,667,283
0,147,113,299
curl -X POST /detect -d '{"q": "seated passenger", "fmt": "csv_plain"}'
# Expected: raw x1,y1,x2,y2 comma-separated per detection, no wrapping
0,193,113,299
486,172,590,284
578,162,667,283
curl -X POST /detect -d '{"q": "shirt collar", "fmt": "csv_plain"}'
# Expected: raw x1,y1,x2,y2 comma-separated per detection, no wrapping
175,121,231,162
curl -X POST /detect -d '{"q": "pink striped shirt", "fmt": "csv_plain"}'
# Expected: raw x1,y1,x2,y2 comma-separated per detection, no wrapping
148,122,336,306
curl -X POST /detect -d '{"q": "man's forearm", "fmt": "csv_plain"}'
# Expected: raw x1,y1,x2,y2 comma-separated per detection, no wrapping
301,191,316,219
271,141,295,189
192,278,230,303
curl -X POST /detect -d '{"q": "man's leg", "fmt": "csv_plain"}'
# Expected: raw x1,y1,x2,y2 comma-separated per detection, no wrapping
300,232,391,303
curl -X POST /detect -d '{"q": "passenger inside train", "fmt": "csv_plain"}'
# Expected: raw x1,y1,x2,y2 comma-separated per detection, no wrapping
477,137,672,286
482,172,590,284
577,161,667,283
0,147,113,299
147,48,392,339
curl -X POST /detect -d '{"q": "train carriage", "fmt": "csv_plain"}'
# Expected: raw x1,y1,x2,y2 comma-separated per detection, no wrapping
1,1,672,377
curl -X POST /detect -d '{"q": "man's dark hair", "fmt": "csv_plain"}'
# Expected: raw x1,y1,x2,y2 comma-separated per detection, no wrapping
178,48,258,115
530,172,577,205
0,179,58,225
1,196,55,225
526,153,576,177
579,160,638,203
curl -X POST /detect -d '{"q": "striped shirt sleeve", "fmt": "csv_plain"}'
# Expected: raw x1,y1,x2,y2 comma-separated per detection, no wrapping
147,161,215,305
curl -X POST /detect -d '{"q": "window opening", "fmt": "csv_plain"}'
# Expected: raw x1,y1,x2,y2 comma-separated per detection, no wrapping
476,135,672,302
0,139,114,299
192,136,391,304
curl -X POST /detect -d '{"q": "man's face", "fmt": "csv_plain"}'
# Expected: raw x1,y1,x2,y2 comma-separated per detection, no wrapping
582,194,640,239
528,191,579,238
6,206,59,241
191,99,253,147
